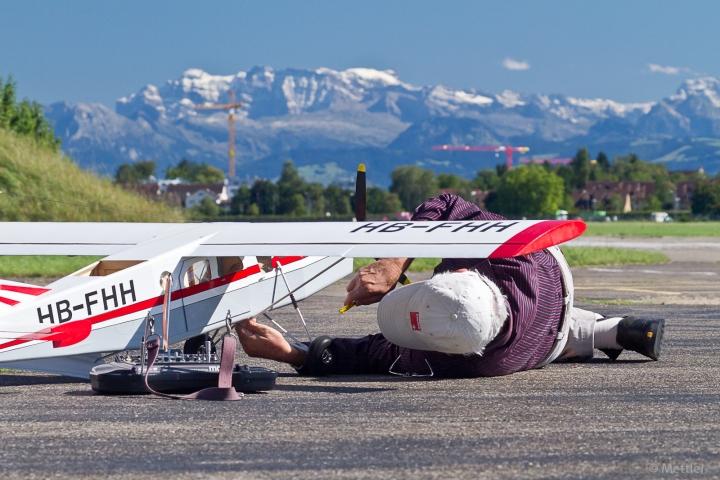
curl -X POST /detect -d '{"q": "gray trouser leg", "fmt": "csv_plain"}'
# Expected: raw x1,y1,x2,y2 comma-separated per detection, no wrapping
553,307,603,363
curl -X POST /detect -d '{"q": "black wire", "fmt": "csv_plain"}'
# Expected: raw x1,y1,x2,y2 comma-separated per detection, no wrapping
0,190,186,222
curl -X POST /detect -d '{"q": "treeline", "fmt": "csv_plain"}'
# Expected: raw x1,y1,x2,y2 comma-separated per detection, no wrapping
384,147,713,217
115,158,225,184
692,183,720,215
0,76,60,151
222,150,717,218
231,161,395,216
115,147,719,219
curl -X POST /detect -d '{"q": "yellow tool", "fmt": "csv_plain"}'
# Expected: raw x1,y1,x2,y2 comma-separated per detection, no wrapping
339,302,356,314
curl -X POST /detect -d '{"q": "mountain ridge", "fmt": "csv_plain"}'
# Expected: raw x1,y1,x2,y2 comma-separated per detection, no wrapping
44,66,720,184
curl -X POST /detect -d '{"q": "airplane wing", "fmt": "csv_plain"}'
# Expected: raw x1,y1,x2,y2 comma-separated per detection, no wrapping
0,222,196,255
0,220,586,259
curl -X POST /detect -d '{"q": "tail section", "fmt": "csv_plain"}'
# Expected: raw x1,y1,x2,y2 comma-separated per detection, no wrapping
0,279,51,311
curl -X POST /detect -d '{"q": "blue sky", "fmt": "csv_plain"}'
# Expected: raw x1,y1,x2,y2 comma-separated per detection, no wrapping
2,0,719,107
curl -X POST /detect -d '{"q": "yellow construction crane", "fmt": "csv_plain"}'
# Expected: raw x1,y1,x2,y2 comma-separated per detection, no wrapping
194,90,243,180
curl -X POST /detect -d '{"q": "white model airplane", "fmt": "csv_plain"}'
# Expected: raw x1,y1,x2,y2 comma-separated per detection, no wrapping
0,218,586,378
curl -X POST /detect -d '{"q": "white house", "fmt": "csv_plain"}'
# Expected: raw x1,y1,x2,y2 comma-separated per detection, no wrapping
166,183,230,209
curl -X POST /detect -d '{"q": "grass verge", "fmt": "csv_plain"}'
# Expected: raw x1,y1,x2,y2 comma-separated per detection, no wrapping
583,222,720,238
0,128,182,221
354,247,669,272
3,247,668,279
353,258,441,272
559,246,669,267
0,256,103,278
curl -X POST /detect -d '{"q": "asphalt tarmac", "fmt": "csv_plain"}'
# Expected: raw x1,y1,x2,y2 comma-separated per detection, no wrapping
1,263,719,479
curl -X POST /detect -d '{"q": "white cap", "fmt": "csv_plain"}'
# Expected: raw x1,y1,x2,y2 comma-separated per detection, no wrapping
377,271,508,355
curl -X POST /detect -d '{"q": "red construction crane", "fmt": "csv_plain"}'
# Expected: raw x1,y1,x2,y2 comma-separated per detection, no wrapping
431,144,530,170
194,90,243,180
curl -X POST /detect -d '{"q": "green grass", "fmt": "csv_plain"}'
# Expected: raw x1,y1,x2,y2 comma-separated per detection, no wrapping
3,248,667,279
0,128,182,221
584,222,720,238
0,256,103,278
354,246,668,273
353,258,441,272
560,246,669,267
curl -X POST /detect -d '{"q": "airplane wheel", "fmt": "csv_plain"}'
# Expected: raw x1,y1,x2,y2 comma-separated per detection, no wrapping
305,335,336,376
183,334,217,355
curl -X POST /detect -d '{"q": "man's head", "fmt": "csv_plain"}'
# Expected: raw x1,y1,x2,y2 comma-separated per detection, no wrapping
377,270,508,355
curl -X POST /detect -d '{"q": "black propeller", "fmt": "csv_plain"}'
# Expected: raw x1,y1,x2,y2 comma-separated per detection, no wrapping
354,164,410,286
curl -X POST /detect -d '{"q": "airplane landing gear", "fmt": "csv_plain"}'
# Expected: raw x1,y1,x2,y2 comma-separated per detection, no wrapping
183,334,217,355
297,335,336,376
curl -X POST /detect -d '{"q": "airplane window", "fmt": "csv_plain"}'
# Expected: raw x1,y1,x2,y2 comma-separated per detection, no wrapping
218,256,244,276
257,256,273,273
185,259,212,287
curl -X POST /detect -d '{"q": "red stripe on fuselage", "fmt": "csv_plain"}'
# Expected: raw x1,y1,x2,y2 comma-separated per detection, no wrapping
0,257,307,352
272,256,306,268
175,264,262,300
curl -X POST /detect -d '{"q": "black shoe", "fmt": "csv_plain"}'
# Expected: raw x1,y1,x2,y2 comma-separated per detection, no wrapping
615,316,665,361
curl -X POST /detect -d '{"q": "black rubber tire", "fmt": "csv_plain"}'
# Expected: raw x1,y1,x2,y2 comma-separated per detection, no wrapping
183,334,217,355
305,335,336,376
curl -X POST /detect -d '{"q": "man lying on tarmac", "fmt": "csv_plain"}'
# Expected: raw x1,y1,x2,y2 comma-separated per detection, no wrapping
237,194,665,378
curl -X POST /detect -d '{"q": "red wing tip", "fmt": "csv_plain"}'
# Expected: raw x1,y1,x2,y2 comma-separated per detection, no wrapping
489,220,586,258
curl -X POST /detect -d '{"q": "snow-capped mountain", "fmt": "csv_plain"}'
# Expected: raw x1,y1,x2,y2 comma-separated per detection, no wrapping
45,67,720,183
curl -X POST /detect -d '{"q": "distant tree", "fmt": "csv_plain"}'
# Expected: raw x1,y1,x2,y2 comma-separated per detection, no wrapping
133,160,156,179
193,196,219,217
645,195,663,212
247,203,260,216
389,165,438,211
0,77,16,129
471,168,501,191
654,178,676,209
306,182,326,216
495,163,508,178
115,164,138,184
166,158,225,183
596,151,610,171
231,185,252,215
436,173,466,189
691,182,720,215
114,160,156,183
610,154,666,181
276,160,308,215
194,164,225,183
608,193,623,212
324,184,352,215
250,179,278,215
571,147,591,188
489,165,564,217
0,76,61,151
366,187,402,214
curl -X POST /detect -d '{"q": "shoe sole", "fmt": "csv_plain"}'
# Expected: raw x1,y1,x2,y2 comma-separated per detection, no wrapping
647,318,665,361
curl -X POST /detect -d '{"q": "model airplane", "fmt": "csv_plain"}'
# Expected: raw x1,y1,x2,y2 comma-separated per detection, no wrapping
0,214,586,379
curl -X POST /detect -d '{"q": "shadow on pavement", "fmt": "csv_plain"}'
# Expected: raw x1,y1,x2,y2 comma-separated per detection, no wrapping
274,384,396,394
0,374,87,387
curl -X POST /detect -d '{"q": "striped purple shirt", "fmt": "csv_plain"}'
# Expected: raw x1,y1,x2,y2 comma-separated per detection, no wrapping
326,194,564,378
411,194,564,375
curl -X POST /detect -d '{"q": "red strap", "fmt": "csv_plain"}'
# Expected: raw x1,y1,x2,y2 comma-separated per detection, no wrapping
143,336,243,401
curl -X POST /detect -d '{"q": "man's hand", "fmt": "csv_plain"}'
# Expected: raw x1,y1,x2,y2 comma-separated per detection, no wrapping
344,258,412,306
236,318,306,366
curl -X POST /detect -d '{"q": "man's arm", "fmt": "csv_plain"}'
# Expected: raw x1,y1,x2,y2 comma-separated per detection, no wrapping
344,257,413,306
237,318,307,365
344,195,491,307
